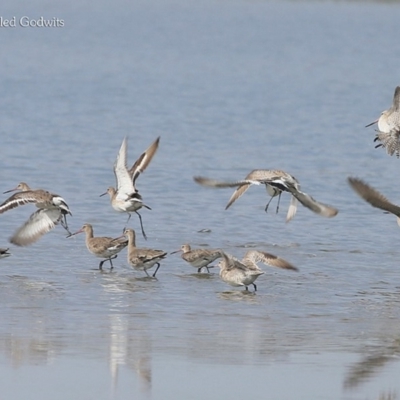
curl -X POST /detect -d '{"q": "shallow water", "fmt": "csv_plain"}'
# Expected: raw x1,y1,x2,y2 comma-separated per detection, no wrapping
1,0,400,399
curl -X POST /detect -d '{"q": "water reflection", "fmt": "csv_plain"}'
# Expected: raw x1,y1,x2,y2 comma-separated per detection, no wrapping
0,336,60,368
217,290,259,302
0,310,153,398
377,393,397,400
344,354,398,390
344,339,400,395
108,314,152,398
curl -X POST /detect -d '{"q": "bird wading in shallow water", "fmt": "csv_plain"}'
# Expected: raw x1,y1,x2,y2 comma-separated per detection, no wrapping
217,250,298,292
171,244,223,273
68,223,128,270
124,228,167,278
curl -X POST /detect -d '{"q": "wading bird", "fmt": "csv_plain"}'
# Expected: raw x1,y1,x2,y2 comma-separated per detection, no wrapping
101,137,160,239
124,228,167,277
171,244,223,273
217,250,298,292
68,223,128,270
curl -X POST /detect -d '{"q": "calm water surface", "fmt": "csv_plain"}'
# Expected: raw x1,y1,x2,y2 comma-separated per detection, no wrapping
1,0,400,399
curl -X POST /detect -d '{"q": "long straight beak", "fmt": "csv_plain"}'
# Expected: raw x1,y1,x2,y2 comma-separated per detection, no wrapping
3,187,18,194
170,249,182,255
113,233,126,241
365,119,378,128
99,192,107,197
66,229,84,238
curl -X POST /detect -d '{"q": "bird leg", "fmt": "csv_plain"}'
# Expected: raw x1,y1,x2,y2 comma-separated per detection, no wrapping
99,255,118,270
252,283,257,292
123,213,132,231
197,265,213,273
135,211,147,240
264,196,275,213
152,263,161,277
60,214,72,236
108,255,118,270
275,192,282,214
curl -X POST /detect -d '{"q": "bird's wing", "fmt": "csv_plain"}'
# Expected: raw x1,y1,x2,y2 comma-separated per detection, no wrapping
284,182,338,218
225,183,254,210
137,250,166,264
392,86,400,111
9,208,62,246
114,137,135,195
193,176,260,210
243,250,298,271
348,177,400,217
193,176,259,188
0,191,42,214
129,137,160,185
220,252,248,272
374,131,400,158
109,237,129,250
286,195,298,222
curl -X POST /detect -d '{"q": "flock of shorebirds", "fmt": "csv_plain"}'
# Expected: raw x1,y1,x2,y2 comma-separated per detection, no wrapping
0,86,399,292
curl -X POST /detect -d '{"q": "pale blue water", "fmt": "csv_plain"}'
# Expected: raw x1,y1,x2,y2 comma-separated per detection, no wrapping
1,0,400,399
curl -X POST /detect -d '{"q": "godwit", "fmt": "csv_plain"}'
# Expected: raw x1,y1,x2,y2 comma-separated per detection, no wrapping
0,183,72,246
217,250,298,292
0,248,11,259
194,170,338,221
68,224,128,270
348,177,400,225
171,244,223,273
101,137,160,239
3,182,31,193
365,86,400,157
123,228,167,277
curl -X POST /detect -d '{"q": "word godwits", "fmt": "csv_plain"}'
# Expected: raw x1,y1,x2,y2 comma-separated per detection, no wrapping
0,16,64,28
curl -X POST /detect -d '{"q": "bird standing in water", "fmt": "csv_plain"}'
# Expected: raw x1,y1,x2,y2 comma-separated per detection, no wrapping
217,250,298,292
68,224,128,270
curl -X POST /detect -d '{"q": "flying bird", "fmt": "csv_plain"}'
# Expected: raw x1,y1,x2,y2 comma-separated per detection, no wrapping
101,137,160,239
0,183,72,246
194,169,338,221
348,177,400,225
365,86,400,157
